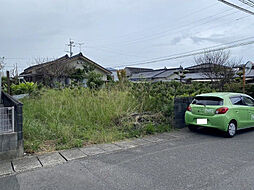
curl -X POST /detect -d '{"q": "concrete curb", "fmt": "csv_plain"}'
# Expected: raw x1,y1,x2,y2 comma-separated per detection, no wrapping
0,132,183,177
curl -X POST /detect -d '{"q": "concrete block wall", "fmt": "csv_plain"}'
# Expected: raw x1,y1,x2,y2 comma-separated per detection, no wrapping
0,92,24,160
174,97,193,129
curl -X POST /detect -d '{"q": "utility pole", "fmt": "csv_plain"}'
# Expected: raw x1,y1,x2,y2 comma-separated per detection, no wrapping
243,65,246,93
66,39,75,57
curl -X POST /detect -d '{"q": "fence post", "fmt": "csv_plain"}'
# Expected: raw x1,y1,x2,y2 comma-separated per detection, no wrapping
12,106,15,132
7,71,10,95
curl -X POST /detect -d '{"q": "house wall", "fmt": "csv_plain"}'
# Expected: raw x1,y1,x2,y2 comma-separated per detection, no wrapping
125,68,132,78
111,71,119,81
68,59,108,81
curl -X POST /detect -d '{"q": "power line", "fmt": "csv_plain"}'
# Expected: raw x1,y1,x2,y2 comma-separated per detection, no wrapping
219,0,254,15
131,11,237,45
100,2,219,43
113,36,254,66
154,36,254,61
112,39,254,68
86,46,144,58
97,7,236,48
238,0,254,7
247,0,254,4
4,57,30,60
235,15,251,20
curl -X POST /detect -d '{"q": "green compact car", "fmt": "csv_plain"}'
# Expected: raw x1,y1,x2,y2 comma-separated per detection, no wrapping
185,92,254,137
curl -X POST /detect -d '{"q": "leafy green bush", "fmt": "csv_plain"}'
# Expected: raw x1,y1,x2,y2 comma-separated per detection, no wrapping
11,82,38,95
87,72,104,89
130,81,215,118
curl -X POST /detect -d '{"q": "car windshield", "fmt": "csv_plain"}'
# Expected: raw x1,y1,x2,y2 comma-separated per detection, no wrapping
192,96,223,106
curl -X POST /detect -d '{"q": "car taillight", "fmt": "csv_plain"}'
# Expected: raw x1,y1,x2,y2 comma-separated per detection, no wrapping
215,107,229,114
187,106,192,112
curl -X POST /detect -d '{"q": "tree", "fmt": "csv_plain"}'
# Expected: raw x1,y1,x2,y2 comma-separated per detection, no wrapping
0,57,4,70
69,62,104,89
32,58,104,88
117,69,127,82
33,58,71,85
69,62,95,83
86,72,104,89
194,50,240,90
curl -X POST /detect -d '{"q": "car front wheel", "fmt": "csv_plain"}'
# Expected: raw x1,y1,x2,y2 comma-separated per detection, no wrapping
225,121,237,138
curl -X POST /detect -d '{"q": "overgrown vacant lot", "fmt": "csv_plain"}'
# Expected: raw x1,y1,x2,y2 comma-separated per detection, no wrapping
22,81,253,153
22,88,170,153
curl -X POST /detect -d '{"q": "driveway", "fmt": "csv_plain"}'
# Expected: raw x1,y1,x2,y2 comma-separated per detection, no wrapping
1,127,254,190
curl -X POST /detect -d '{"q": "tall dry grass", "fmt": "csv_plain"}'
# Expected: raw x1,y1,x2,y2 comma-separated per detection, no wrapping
22,88,138,152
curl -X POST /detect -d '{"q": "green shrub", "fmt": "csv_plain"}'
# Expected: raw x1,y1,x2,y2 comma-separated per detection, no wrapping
10,82,38,95
87,72,104,89
130,81,215,118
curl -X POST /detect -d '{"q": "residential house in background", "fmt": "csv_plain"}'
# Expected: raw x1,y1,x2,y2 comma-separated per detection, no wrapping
183,64,215,83
124,67,154,78
107,67,119,81
128,67,183,82
20,53,112,85
245,69,254,84
124,62,254,84
183,63,254,83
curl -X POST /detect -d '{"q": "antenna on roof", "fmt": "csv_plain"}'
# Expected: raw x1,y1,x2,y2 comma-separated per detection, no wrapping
78,43,84,53
66,39,75,57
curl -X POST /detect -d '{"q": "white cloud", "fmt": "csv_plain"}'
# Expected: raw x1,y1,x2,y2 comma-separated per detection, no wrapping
0,0,254,72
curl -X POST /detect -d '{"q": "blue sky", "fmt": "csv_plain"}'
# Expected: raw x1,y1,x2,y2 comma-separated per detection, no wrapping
0,0,254,73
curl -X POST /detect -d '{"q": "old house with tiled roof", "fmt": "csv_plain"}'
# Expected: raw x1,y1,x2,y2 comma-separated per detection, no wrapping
129,67,182,82
124,67,154,78
20,53,111,85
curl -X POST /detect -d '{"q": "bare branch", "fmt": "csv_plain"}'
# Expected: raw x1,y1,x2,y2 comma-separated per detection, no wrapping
194,50,241,89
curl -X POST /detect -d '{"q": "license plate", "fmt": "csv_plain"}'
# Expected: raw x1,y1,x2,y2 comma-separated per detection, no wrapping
197,119,207,125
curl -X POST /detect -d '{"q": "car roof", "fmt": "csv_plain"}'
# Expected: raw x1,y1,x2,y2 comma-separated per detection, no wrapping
196,92,249,99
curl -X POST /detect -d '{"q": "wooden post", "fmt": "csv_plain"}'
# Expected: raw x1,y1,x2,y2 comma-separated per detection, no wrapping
6,71,10,94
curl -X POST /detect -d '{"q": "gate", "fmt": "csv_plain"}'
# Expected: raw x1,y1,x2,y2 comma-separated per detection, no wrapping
0,107,14,134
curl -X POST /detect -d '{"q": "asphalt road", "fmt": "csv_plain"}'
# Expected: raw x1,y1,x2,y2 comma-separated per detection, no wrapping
1,127,254,190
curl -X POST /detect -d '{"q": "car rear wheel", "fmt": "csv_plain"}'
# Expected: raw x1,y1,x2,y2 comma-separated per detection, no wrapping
225,121,237,138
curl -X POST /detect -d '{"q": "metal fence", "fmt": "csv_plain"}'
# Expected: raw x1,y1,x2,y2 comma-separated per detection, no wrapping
0,107,14,134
